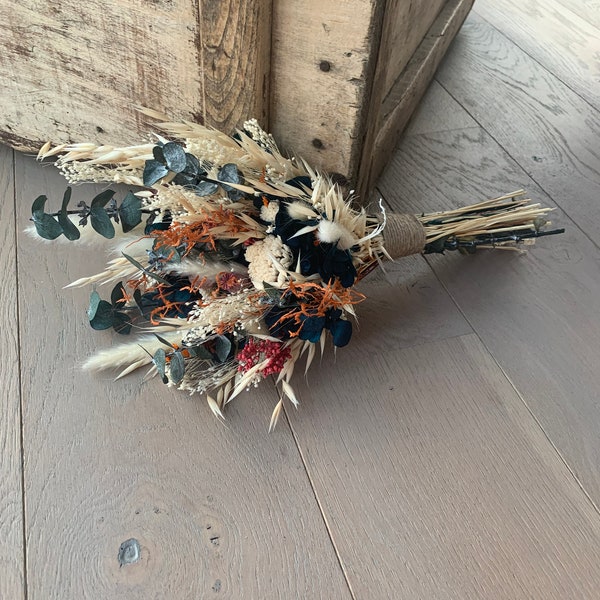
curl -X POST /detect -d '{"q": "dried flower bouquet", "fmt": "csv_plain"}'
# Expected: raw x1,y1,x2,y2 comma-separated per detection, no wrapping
30,112,564,427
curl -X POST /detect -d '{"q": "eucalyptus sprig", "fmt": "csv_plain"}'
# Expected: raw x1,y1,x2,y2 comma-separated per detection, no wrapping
31,187,144,240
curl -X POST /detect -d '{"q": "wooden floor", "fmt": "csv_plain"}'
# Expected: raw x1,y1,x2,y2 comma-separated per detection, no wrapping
3,1,600,598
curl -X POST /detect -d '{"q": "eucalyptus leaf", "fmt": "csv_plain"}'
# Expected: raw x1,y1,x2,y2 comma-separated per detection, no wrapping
162,142,187,173
218,163,241,185
32,212,63,240
118,192,142,233
89,300,114,330
90,206,115,238
143,159,169,186
111,282,127,307
214,335,232,363
88,291,102,320
152,145,166,164
31,194,48,215
169,351,185,384
192,180,219,197
153,348,168,384
58,187,80,240
189,344,214,360
112,311,132,335
183,153,201,176
90,189,115,208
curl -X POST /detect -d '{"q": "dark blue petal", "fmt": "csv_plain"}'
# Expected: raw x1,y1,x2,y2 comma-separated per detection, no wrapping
299,315,325,343
330,319,352,347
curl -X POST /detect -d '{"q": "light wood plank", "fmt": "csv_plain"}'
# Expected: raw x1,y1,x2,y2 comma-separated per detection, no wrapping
556,0,600,30
0,145,25,598
378,104,600,501
474,0,600,112
15,154,351,599
403,80,477,137
435,13,600,245
287,333,600,598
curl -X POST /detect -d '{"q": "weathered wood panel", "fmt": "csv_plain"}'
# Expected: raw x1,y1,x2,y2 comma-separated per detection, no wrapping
0,0,271,151
475,0,600,112
286,333,600,598
270,0,385,178
200,0,272,128
0,146,25,598
382,0,446,95
15,154,351,599
357,0,474,199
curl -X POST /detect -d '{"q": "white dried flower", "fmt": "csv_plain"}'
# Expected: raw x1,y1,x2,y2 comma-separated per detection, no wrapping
317,219,357,250
245,236,292,289
260,200,280,223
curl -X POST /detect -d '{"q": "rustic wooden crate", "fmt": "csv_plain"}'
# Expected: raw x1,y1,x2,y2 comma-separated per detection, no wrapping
0,0,473,199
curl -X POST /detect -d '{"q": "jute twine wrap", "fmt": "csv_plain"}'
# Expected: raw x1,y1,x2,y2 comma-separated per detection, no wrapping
383,213,427,259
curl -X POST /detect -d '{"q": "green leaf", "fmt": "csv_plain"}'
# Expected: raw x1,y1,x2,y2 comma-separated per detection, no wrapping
87,291,102,320
32,212,63,240
153,348,168,384
214,335,232,363
152,145,166,164
143,159,169,186
169,351,185,384
90,206,115,238
31,194,48,214
111,282,127,307
162,142,187,173
192,180,219,197
218,163,241,185
89,300,114,330
118,192,142,233
58,187,80,240
121,253,171,285
183,153,201,176
188,344,214,360
90,189,115,208
112,311,132,335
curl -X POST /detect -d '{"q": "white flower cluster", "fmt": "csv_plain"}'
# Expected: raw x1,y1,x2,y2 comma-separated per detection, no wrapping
245,235,293,289
183,290,261,345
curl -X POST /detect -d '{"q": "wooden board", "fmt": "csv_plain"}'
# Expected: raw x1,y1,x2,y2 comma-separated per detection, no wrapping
0,145,25,598
474,0,600,112
286,333,600,598
378,82,600,503
270,0,386,178
15,154,351,599
435,13,600,245
357,0,475,200
381,0,447,95
0,0,271,151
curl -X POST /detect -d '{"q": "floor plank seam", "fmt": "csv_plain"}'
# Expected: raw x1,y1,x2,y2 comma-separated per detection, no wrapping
282,408,358,600
434,77,600,254
470,8,600,116
12,148,28,600
422,253,600,520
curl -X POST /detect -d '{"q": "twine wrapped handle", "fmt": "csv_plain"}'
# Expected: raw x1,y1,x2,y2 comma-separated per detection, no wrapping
382,213,426,259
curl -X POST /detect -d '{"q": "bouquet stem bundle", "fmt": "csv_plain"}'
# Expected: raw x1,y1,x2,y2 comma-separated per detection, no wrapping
30,113,564,426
